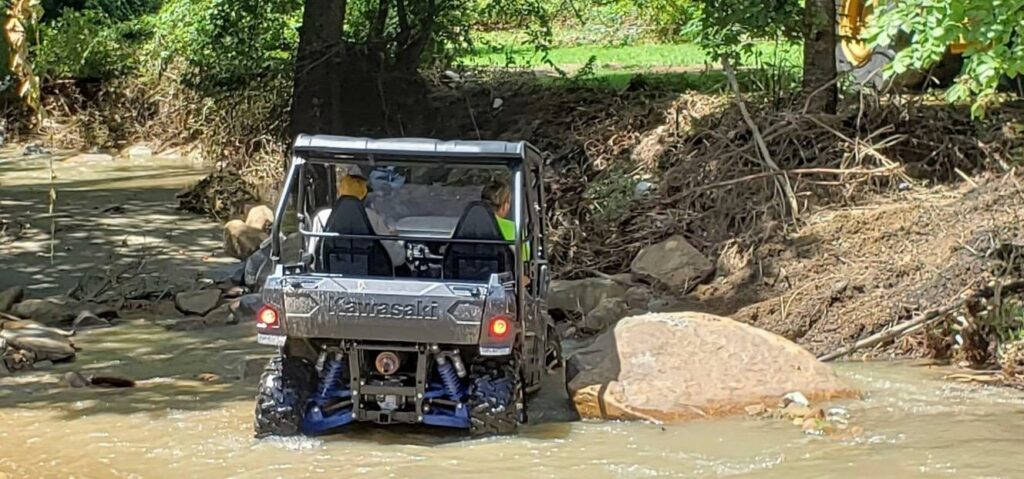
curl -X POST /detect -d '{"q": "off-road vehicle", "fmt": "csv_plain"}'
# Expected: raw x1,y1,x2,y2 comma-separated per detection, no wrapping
252,135,559,437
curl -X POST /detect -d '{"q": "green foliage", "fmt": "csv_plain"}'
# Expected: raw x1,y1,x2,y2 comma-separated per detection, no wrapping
34,8,143,80
872,0,1024,117
145,0,301,93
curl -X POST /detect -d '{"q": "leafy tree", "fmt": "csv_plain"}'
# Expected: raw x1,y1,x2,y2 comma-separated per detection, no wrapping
147,0,302,92
872,0,1024,116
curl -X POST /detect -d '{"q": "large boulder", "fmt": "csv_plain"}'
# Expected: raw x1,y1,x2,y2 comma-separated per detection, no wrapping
630,235,714,292
223,219,267,260
549,278,627,314
0,286,24,312
567,312,858,422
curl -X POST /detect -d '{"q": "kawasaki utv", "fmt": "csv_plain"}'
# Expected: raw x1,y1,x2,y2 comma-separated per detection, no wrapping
252,135,559,437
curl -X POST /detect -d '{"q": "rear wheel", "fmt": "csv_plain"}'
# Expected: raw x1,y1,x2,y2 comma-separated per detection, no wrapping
254,354,316,438
468,362,524,436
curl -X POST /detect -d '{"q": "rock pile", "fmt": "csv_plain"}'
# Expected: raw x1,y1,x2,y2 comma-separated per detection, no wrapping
548,235,712,338
0,285,119,372
155,286,257,331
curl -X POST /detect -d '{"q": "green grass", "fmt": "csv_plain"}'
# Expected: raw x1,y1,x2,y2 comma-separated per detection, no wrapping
462,31,802,74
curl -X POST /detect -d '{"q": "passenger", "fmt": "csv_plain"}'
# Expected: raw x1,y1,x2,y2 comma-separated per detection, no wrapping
308,166,405,267
481,180,529,259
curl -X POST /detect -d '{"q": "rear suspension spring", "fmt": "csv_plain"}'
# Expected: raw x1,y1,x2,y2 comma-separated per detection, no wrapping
437,357,463,401
319,356,346,398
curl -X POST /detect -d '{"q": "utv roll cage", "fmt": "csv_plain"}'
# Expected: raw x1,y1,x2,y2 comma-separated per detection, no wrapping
269,134,550,315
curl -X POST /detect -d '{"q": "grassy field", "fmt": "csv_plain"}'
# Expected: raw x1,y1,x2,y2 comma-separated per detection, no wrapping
460,32,802,91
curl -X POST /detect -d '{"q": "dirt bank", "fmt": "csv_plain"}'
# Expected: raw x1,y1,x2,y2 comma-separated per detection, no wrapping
723,179,1024,356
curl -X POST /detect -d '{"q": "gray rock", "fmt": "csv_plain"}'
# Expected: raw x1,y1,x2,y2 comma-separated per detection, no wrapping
33,360,53,369
174,290,221,316
244,244,271,289
0,329,76,362
10,299,76,325
631,235,714,292
624,286,653,310
234,294,263,322
581,298,629,332
203,303,236,327
61,371,90,388
240,356,270,383
159,317,207,332
0,286,24,312
549,278,627,315
72,311,111,330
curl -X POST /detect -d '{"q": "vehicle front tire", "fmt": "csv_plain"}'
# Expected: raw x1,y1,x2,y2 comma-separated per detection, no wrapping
468,362,524,436
254,354,317,438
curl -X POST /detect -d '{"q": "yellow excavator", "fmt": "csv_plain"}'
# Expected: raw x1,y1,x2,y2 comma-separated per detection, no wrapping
836,0,967,89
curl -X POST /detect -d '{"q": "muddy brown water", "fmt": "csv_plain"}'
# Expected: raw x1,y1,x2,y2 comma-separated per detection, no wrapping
3,149,1024,478
1,321,1023,478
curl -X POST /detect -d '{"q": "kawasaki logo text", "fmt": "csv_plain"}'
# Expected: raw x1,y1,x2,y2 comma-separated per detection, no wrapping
331,297,440,320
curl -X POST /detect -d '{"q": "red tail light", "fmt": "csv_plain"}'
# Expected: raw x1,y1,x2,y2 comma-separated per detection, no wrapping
257,305,279,327
488,315,510,338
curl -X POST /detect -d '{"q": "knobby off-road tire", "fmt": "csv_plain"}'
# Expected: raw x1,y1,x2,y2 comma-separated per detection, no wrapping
254,355,317,438
468,362,524,436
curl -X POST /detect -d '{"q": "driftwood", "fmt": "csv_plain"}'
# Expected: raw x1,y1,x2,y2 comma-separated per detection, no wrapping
819,280,1024,362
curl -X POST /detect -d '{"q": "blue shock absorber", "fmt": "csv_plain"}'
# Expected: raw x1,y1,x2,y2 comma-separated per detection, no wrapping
437,358,463,401
319,357,345,398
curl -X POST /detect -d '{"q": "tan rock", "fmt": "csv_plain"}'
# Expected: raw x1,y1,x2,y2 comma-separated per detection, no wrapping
223,220,267,260
567,312,858,423
630,236,714,292
245,205,275,231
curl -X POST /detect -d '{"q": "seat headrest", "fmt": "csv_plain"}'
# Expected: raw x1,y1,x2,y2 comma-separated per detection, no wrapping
453,201,503,240
324,195,373,235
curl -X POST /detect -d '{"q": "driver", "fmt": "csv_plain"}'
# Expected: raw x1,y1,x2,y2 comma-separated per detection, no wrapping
308,166,405,267
482,180,529,259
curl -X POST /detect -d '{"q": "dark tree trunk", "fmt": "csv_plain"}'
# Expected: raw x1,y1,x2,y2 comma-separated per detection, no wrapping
290,0,347,137
288,0,440,208
802,0,838,113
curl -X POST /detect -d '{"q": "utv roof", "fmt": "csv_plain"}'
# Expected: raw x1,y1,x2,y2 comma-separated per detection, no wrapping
292,134,541,165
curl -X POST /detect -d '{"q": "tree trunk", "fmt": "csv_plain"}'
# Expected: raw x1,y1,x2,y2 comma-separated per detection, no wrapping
802,0,838,113
290,0,346,138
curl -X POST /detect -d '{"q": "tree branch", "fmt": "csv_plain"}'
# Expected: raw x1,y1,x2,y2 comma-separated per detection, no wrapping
721,56,800,219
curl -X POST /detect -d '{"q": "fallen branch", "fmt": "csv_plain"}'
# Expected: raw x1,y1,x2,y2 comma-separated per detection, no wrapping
721,56,799,219
820,280,1024,362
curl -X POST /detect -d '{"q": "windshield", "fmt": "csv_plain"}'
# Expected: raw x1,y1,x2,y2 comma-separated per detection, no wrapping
315,162,512,239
